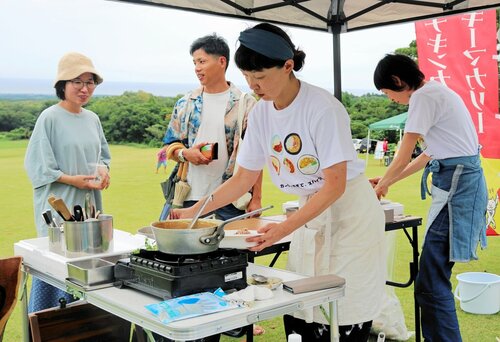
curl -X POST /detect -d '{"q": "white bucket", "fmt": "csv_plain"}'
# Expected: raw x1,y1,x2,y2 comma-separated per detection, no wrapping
454,272,500,315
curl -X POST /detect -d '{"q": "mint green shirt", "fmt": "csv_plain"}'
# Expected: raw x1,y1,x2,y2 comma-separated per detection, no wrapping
25,104,111,237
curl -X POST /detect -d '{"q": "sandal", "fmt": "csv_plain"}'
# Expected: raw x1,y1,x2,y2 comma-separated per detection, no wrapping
253,325,265,336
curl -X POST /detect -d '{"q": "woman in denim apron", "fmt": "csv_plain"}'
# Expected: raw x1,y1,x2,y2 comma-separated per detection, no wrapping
372,54,488,341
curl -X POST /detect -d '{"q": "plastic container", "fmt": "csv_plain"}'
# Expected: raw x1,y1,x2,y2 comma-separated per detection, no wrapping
454,272,500,314
383,208,394,223
282,200,299,215
288,333,302,342
64,215,114,257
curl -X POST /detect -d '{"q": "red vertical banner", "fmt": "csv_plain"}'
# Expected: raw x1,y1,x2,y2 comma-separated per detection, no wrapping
416,10,500,236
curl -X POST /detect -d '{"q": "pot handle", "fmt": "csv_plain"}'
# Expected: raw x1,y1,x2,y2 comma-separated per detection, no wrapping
199,205,273,245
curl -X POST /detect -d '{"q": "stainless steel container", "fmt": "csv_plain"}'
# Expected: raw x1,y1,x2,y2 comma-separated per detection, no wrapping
64,215,113,257
48,226,64,254
67,258,115,286
151,219,222,255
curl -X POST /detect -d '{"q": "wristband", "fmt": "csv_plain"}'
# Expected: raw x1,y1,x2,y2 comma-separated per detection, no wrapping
177,149,186,162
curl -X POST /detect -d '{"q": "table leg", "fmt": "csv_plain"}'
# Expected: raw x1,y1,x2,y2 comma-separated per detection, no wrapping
329,300,339,342
412,225,421,342
268,252,282,267
246,325,253,342
21,270,29,342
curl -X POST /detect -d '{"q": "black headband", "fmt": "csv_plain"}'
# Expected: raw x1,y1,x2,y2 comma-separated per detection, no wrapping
239,28,294,61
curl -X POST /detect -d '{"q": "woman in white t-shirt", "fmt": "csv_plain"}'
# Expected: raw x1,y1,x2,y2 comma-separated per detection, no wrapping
171,23,386,342
372,54,487,342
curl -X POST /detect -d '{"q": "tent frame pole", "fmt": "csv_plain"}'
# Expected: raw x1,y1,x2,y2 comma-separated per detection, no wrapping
332,30,342,101
329,1,344,101
366,129,371,164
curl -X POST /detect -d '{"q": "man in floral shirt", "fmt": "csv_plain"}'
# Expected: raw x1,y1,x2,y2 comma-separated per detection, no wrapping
162,34,262,221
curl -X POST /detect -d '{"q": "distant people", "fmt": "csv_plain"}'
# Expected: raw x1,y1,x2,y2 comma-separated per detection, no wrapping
161,33,262,223
371,53,487,341
171,23,386,342
156,148,167,173
24,52,111,312
381,137,389,165
411,137,424,159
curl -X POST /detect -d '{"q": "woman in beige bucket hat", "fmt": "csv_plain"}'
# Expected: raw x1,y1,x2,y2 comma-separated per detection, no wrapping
24,52,111,312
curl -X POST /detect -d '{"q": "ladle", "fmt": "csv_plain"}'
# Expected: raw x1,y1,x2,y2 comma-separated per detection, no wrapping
187,194,213,229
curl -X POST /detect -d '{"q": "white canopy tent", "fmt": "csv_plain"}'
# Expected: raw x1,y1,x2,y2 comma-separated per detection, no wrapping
101,2,499,341
109,0,500,100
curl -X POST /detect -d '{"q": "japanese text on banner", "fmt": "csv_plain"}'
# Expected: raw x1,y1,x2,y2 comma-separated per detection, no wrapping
415,10,500,235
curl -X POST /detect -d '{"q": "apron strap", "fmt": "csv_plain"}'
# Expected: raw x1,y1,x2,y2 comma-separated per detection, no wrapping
420,159,440,200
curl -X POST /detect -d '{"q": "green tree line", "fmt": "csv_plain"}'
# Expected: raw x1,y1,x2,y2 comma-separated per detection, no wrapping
0,90,407,145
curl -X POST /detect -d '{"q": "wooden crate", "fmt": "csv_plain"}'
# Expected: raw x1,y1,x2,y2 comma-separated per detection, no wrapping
29,301,133,342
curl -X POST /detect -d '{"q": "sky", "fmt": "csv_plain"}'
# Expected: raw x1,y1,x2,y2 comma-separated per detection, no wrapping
0,0,416,95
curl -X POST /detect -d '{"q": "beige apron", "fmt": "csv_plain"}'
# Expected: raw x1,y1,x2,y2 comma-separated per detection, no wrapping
287,175,386,326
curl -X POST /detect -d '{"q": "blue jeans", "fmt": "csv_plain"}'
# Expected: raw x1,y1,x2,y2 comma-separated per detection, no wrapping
415,205,462,341
28,277,76,313
183,201,244,221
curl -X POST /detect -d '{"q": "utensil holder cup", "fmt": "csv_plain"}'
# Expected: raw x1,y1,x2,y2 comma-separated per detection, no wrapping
64,215,113,257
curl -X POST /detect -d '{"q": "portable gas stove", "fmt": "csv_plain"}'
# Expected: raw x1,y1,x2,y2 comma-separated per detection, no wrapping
114,248,248,299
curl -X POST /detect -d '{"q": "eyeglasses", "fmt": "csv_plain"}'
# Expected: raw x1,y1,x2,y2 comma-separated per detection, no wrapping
69,79,97,90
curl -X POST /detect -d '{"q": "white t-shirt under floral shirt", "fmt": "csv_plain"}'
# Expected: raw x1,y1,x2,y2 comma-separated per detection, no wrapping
237,81,364,196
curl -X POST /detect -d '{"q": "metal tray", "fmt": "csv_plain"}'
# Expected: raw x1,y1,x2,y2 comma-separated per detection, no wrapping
67,258,115,286
65,278,115,292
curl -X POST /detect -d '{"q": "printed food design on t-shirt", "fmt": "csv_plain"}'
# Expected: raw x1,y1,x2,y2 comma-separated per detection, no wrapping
283,157,295,174
284,133,302,155
298,155,319,175
271,135,283,154
270,155,280,175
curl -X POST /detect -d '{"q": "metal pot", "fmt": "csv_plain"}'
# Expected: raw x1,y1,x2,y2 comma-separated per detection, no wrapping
151,206,272,255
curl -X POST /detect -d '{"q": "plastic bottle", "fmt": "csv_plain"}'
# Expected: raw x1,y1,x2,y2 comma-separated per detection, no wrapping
288,333,302,342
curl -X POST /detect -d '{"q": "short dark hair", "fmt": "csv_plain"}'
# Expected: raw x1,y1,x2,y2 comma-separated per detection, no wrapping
55,81,66,100
235,23,305,72
373,54,424,91
190,34,230,70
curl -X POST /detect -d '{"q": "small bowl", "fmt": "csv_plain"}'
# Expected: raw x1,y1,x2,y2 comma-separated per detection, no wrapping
219,230,261,249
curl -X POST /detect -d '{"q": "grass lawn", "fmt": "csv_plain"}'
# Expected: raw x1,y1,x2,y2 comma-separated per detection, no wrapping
1,140,498,341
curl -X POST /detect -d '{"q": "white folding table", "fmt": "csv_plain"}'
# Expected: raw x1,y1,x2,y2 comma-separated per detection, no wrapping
16,230,345,342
